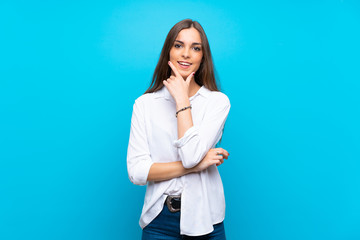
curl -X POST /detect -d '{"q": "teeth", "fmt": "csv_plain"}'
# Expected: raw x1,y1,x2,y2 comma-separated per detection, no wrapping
179,62,191,66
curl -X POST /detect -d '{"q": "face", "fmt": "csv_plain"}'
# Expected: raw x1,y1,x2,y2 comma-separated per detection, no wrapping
169,27,203,79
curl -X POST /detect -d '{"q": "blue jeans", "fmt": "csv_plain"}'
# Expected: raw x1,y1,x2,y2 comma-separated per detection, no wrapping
142,203,226,240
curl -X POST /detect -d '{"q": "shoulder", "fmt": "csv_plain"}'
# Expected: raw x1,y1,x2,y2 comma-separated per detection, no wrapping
130,93,151,115
134,92,157,106
203,87,230,107
135,92,151,103
132,89,165,112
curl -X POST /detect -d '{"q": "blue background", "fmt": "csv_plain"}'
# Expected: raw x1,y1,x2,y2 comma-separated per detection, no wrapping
1,0,359,239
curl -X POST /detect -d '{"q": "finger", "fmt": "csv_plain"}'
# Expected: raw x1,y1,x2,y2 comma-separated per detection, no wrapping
214,148,223,156
215,148,229,159
185,72,195,84
163,80,169,86
216,159,224,166
222,149,229,159
166,76,176,82
221,149,229,159
214,155,224,160
168,61,181,78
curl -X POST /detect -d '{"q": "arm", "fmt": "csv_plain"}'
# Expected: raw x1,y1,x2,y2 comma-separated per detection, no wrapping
147,148,230,182
127,99,153,185
127,98,228,184
174,97,230,168
176,97,193,139
163,62,231,169
127,98,193,184
162,61,195,139
147,161,192,182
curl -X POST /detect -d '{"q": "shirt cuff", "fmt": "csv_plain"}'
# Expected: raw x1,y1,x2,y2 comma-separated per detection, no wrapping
131,158,153,186
173,126,198,148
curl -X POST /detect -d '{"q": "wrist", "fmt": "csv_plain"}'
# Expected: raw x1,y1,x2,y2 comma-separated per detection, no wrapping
184,167,195,174
176,105,192,118
175,98,190,110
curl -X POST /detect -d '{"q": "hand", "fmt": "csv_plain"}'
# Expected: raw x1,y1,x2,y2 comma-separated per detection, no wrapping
163,61,195,103
192,148,230,173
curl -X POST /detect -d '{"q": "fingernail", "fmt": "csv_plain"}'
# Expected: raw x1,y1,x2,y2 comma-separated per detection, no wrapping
192,72,195,75
168,61,170,64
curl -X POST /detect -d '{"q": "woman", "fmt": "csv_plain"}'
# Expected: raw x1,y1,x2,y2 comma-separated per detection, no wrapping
127,19,231,239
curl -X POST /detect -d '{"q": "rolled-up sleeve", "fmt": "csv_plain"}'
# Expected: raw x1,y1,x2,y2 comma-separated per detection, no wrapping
173,94,231,169
127,99,153,185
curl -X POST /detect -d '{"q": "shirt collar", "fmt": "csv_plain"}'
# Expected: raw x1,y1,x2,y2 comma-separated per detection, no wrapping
155,85,210,102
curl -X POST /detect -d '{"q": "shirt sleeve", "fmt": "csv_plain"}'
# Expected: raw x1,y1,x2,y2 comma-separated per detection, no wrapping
126,98,153,185
173,93,231,169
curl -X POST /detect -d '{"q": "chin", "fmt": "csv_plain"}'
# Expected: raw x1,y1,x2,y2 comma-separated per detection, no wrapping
181,70,193,76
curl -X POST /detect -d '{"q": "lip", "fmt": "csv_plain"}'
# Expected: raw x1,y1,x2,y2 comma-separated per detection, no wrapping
177,61,192,69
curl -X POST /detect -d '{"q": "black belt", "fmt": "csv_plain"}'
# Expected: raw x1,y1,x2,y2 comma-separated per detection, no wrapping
166,195,181,212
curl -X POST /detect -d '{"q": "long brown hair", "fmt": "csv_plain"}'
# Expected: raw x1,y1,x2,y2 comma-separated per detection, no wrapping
145,19,220,94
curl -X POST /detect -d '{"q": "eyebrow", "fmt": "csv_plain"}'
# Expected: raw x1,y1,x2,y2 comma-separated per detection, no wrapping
175,40,202,46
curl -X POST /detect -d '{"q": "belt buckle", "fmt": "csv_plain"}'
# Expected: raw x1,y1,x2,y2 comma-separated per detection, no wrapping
166,195,181,213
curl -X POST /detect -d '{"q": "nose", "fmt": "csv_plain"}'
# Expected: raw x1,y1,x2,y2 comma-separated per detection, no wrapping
181,47,190,59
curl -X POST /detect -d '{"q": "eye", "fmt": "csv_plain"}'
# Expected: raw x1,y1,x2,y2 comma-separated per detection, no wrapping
174,44,182,48
193,47,201,51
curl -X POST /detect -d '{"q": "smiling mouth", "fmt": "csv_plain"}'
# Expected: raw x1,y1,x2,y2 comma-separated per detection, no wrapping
177,61,192,68
178,61,191,66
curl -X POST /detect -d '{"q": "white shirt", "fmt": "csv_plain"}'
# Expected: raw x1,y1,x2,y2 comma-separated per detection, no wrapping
126,85,231,236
